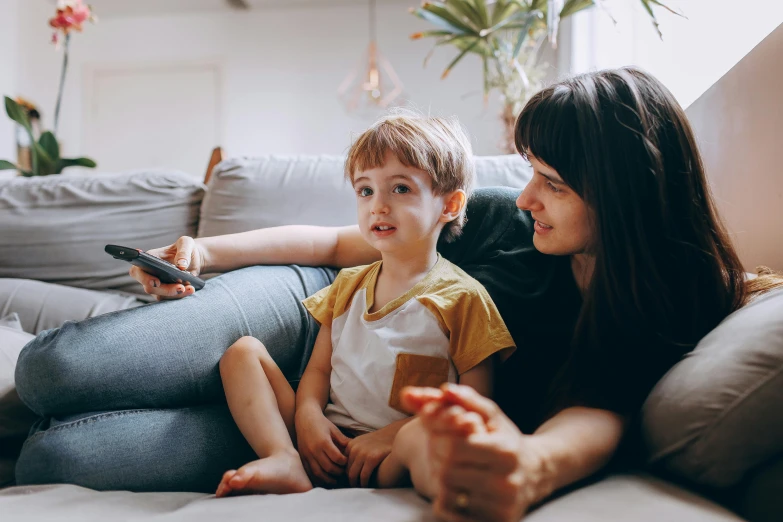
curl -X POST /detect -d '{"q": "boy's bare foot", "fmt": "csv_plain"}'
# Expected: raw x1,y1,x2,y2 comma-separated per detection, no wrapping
215,450,313,497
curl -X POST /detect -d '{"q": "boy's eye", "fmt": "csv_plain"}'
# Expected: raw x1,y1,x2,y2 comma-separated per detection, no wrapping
393,185,410,194
358,187,373,197
546,181,561,193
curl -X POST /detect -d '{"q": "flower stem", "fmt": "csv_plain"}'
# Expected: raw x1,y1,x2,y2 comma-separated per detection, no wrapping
53,32,70,138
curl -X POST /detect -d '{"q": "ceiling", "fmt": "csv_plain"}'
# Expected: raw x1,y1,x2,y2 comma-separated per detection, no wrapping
53,0,411,18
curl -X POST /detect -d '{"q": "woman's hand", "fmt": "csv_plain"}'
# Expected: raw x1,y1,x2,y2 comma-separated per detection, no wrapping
345,419,408,487
294,406,350,487
129,236,206,300
402,384,548,522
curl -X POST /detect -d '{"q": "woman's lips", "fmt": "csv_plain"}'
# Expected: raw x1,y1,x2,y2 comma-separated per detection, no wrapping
534,220,553,235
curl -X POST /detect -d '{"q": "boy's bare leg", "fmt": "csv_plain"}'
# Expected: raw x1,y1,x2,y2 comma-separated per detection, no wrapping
216,336,312,497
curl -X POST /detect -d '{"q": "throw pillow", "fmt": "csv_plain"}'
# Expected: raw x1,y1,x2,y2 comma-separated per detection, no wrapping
642,287,783,487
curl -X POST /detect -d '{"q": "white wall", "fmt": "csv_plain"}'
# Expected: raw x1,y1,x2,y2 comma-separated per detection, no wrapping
685,25,783,271
0,0,20,162
567,0,783,109
15,0,554,175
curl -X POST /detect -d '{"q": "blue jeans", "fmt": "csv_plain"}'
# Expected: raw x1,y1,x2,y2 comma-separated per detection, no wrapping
13,265,337,492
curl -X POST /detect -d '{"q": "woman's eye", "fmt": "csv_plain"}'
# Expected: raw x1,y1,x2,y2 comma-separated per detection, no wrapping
358,187,373,197
546,181,560,193
393,185,410,194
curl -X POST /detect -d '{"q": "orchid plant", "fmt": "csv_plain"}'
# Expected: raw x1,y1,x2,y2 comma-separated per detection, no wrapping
1,0,97,176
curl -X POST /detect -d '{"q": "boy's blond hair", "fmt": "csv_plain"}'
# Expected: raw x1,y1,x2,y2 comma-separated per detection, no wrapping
345,110,475,243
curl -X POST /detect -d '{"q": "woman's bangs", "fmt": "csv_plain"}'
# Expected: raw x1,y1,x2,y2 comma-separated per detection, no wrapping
514,87,577,183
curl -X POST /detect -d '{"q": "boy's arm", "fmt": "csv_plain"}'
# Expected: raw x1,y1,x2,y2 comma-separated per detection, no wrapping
295,324,334,415
457,355,494,397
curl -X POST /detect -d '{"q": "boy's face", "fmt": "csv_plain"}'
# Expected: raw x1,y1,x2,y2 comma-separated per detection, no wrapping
352,151,457,256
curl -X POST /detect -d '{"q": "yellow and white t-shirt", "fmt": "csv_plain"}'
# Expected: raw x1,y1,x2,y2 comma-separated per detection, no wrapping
302,255,515,433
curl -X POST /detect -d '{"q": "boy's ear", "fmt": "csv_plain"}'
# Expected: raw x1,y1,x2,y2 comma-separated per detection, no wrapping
441,190,467,223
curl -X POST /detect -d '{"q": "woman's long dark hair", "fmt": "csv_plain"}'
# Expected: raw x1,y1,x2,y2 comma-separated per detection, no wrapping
514,67,761,412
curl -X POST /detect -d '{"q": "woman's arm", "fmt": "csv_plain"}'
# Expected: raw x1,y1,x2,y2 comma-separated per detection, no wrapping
403,385,625,521
199,224,380,273
528,406,625,501
133,225,380,298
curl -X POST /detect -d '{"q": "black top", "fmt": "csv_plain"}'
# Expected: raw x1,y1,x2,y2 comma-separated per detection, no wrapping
439,187,662,434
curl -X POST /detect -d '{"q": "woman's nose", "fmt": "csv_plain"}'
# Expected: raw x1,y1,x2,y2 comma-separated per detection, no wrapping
516,185,540,211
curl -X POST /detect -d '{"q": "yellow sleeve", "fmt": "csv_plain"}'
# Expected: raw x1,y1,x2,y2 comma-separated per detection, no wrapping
302,283,336,327
419,285,516,375
301,264,376,327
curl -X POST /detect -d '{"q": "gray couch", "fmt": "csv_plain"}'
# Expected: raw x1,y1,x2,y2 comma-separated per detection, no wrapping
1,155,781,522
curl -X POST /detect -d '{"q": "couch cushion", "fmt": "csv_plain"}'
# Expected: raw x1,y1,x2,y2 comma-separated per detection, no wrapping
0,313,22,331
0,279,143,335
0,324,36,487
642,287,783,488
0,474,741,521
197,155,532,237
0,171,205,296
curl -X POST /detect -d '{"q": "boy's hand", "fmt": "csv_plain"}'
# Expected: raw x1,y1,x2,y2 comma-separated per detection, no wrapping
345,427,396,488
295,407,350,487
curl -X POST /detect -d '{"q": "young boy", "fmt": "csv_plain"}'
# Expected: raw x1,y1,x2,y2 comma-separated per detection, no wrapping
215,112,515,497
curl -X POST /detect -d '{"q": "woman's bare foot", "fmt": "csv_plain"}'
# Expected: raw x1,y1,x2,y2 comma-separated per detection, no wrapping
215,450,312,497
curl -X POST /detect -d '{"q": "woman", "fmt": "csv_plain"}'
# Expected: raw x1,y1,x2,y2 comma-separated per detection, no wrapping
15,67,781,520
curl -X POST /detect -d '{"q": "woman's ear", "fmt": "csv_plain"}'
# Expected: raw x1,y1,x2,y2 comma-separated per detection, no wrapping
441,190,467,223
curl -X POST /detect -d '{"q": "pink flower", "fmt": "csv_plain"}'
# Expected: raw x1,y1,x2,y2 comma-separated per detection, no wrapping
49,0,96,43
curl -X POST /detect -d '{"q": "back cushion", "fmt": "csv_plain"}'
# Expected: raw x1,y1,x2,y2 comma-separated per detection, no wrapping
0,171,205,295
197,154,532,237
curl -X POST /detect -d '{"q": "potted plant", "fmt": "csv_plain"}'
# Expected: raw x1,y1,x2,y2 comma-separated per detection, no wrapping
1,0,97,176
410,0,682,152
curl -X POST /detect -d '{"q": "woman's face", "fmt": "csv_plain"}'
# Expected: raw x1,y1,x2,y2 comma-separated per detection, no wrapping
516,154,593,256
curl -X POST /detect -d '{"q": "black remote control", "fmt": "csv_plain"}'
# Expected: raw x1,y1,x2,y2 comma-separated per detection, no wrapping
105,244,206,290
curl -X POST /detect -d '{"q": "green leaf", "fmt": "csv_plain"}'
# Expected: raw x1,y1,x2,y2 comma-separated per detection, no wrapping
482,9,542,36
560,0,595,18
530,0,549,11
646,0,686,18
638,0,662,38
57,157,97,173
472,0,490,27
490,1,516,26
441,37,481,79
512,14,538,59
440,34,493,57
20,170,34,177
411,7,466,35
411,29,455,40
420,3,480,35
32,142,54,167
4,96,31,131
0,159,17,170
38,131,60,162
445,0,485,28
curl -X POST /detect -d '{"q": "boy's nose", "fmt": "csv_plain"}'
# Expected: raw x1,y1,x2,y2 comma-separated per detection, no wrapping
372,200,390,215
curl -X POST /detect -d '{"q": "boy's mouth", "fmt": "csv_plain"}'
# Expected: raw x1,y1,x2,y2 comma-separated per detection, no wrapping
371,222,397,237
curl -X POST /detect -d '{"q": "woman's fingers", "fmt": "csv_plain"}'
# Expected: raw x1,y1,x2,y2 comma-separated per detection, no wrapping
440,383,502,426
435,485,512,522
173,236,195,270
400,386,445,414
449,432,522,472
422,404,487,437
